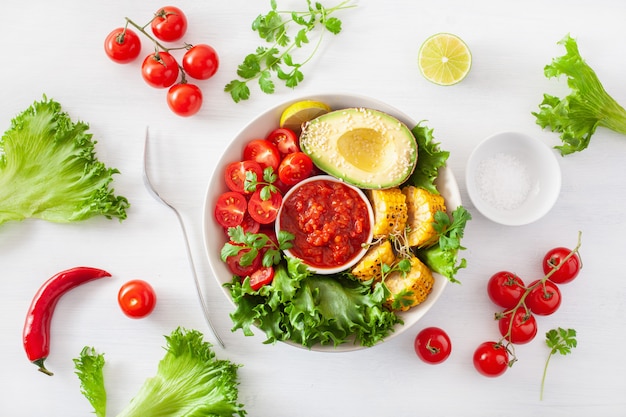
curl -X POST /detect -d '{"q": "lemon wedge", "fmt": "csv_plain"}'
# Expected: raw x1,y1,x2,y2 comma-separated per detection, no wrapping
418,33,472,86
280,100,331,134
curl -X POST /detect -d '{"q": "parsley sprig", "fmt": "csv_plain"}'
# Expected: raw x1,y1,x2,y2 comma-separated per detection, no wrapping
540,327,577,400
225,0,356,102
244,166,279,200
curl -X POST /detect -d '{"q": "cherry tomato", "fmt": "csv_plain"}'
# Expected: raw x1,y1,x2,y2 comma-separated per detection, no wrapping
214,191,247,228
278,152,314,186
224,160,264,194
526,280,561,316
543,247,581,284
183,44,219,80
414,327,452,364
226,245,262,277
497,308,537,344
118,280,157,319
167,83,202,117
266,128,300,156
151,6,187,42
486,271,526,309
243,139,281,171
248,189,282,224
249,266,275,290
104,27,141,64
141,51,179,88
473,341,509,377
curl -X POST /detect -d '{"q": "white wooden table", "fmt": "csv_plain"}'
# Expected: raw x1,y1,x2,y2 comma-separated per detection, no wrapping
2,1,625,416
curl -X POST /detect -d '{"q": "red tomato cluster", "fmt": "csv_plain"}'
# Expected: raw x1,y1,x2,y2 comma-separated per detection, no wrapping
473,245,582,377
214,126,315,283
104,6,219,117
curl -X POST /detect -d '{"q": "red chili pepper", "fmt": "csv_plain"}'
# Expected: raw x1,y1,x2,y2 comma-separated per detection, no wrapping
23,266,111,376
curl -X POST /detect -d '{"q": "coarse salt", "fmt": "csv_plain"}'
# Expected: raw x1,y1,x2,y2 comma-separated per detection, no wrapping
475,152,531,210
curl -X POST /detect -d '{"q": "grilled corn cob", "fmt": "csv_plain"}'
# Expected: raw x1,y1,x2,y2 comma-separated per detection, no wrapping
402,185,446,248
368,188,408,238
384,255,435,311
351,240,396,281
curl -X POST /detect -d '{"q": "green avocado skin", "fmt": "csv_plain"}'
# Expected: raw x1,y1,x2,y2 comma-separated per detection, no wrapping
300,108,417,189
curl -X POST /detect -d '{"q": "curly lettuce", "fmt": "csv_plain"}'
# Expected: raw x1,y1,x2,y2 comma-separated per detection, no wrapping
226,257,401,348
0,96,129,226
533,34,626,155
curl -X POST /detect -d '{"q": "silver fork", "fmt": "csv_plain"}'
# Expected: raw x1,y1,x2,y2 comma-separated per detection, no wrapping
142,128,225,348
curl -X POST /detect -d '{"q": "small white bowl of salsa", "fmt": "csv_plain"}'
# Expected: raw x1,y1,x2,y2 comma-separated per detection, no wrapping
276,175,375,274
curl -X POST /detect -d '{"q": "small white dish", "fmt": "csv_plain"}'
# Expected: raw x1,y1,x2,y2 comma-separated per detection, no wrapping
465,131,561,226
276,175,374,275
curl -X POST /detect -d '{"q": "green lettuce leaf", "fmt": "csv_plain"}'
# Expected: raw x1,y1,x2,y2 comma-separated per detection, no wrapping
533,34,626,155
406,122,450,193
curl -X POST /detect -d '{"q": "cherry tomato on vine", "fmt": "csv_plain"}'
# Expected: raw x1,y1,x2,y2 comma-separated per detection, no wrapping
141,52,179,88
278,152,314,186
104,28,141,64
243,139,281,171
118,280,157,319
225,245,262,277
214,191,247,228
151,6,187,42
473,341,509,377
543,247,581,284
248,189,282,224
183,44,219,80
486,271,526,309
266,127,300,156
414,327,452,364
224,160,264,194
526,280,562,315
497,307,537,344
167,83,202,117
249,266,275,291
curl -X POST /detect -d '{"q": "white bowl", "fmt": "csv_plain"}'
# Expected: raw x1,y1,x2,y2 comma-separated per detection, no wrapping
465,131,561,226
276,175,375,275
202,93,463,351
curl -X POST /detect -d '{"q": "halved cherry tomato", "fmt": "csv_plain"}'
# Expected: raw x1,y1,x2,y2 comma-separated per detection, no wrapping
214,191,247,228
243,139,281,171
118,280,157,319
224,160,264,194
226,245,262,277
151,6,187,42
266,128,300,156
249,266,275,290
248,189,282,224
278,152,314,186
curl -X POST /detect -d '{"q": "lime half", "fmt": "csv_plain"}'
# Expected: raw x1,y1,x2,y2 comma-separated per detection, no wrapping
280,100,331,134
418,33,472,86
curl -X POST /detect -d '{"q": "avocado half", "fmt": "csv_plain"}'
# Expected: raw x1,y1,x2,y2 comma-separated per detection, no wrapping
299,107,418,189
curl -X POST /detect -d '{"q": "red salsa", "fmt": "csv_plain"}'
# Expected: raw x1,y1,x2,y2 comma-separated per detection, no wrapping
279,179,371,269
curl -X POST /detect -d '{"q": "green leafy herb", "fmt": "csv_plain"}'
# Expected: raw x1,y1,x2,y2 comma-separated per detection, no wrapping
407,122,450,194
540,327,577,400
0,96,129,226
244,166,279,200
74,328,247,417
416,206,472,283
533,34,626,155
226,256,401,347
74,347,107,417
225,0,356,102
221,226,294,267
